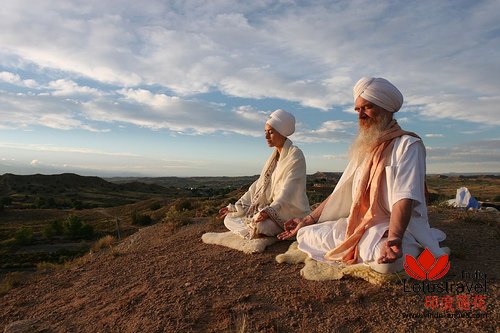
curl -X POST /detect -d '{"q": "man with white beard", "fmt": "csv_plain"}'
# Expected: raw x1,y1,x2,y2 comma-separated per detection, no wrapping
278,77,447,274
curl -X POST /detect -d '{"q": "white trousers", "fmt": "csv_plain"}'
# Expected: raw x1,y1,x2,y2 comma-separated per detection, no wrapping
297,220,446,274
224,216,282,238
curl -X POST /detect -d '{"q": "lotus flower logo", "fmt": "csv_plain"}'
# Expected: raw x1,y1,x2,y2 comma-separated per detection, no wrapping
404,248,450,281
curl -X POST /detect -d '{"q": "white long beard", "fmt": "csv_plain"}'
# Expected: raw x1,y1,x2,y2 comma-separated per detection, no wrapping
349,113,393,166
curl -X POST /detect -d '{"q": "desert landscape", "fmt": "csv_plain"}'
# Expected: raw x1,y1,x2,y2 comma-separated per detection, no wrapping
0,173,498,332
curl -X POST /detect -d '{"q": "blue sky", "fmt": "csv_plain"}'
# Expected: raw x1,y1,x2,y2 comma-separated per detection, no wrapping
0,0,499,177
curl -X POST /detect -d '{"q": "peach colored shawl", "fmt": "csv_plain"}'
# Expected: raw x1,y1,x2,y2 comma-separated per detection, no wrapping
324,120,420,264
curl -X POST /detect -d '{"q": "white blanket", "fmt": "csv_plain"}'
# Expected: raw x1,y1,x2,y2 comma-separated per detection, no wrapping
202,231,277,254
276,242,404,285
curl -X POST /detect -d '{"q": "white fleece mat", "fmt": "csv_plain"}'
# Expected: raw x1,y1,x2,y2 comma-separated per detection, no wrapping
202,231,277,254
276,241,403,285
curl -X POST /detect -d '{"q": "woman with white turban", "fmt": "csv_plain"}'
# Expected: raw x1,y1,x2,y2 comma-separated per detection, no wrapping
218,109,310,239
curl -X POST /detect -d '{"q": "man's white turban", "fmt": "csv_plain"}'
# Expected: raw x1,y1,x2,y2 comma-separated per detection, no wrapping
353,77,404,112
266,109,295,137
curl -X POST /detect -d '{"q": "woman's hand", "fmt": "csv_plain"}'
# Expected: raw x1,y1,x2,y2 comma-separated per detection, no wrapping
254,210,269,223
277,218,307,240
217,207,229,220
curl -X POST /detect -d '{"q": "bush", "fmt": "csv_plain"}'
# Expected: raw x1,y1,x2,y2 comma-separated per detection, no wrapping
63,215,94,240
43,219,64,239
131,211,153,226
1,197,12,206
163,206,194,227
150,202,162,211
14,226,34,245
174,199,194,211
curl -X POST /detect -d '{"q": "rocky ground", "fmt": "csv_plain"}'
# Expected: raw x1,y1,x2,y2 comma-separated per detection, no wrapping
0,207,498,333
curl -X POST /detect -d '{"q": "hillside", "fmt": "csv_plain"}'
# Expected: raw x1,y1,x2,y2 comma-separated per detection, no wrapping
0,172,498,331
0,206,498,332
0,173,191,209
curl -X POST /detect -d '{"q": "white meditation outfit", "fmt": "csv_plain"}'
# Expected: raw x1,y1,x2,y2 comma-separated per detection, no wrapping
297,135,446,273
224,138,310,238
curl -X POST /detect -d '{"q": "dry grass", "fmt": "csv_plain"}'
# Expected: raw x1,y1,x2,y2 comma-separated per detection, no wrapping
227,314,248,333
36,253,93,272
91,235,117,253
0,272,28,296
36,261,67,271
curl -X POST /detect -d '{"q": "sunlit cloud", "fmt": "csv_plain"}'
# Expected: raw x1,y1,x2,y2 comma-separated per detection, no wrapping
0,71,38,88
0,142,140,157
294,120,355,143
48,79,102,97
0,1,498,176
426,140,500,163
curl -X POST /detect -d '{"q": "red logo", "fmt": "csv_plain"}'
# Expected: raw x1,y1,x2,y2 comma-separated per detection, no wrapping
404,248,450,281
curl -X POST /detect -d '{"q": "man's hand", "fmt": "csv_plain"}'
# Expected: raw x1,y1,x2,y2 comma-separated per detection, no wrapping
277,218,306,240
216,207,229,220
377,237,403,263
254,210,269,223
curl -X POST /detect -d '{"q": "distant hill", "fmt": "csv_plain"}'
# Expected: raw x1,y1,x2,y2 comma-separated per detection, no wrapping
105,175,260,190
0,173,190,209
106,172,345,189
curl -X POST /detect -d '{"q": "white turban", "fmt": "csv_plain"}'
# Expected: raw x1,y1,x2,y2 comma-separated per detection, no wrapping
353,77,404,112
266,109,295,137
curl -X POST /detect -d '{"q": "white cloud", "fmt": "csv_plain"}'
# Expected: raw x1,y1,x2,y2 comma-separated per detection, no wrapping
427,140,500,163
0,91,107,132
79,88,268,136
0,142,140,157
48,79,102,97
0,0,499,176
322,154,348,160
0,0,497,123
0,71,38,88
294,120,355,143
425,134,444,138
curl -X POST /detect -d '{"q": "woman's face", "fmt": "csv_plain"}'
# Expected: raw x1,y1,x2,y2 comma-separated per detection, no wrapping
264,123,286,149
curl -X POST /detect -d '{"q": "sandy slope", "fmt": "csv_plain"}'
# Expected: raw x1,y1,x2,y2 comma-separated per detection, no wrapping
0,208,498,332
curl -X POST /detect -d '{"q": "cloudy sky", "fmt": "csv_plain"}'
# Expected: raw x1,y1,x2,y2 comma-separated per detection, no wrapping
0,0,499,177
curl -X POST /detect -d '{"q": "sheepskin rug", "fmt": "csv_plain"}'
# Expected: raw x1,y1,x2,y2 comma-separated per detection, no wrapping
201,231,277,254
276,242,404,285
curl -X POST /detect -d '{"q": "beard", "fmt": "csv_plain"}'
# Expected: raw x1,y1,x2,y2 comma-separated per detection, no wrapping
349,112,393,166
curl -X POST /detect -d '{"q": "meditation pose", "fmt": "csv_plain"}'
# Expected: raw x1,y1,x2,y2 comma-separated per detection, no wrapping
278,77,446,274
218,109,310,239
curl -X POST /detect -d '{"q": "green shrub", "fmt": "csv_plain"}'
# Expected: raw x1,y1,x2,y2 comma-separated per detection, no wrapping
14,226,34,245
42,224,55,239
150,202,162,211
79,223,94,239
174,199,194,211
43,219,64,239
63,215,94,240
131,211,153,226
163,206,194,227
1,197,12,206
